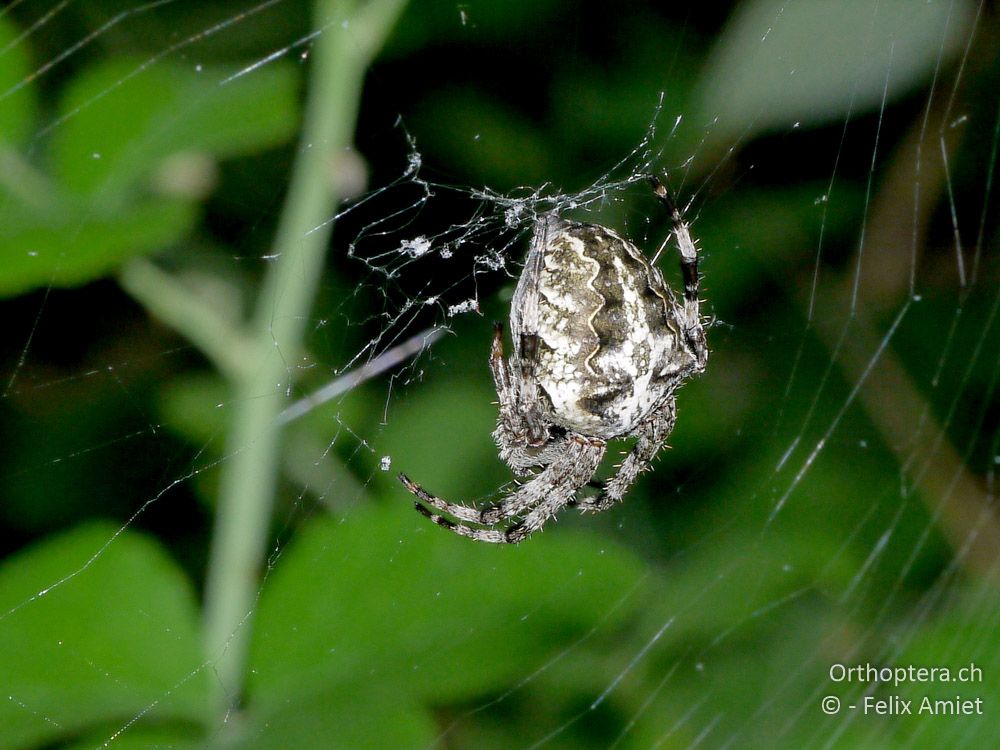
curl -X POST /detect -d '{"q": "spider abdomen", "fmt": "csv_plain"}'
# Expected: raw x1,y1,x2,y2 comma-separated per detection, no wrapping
519,218,689,439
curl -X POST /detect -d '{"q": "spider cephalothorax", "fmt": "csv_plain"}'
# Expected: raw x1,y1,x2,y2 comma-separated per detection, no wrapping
399,176,708,543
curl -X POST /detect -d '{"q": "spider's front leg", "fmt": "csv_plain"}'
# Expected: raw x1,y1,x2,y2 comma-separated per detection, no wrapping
489,322,561,474
574,399,676,514
650,176,708,370
508,215,558,448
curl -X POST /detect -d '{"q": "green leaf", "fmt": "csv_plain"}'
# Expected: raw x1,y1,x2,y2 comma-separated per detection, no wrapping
374,364,503,501
695,0,976,146
0,524,209,750
63,726,206,750
694,183,863,314
51,59,299,201
0,197,197,298
0,16,38,146
249,506,646,709
242,685,437,750
889,584,1000,747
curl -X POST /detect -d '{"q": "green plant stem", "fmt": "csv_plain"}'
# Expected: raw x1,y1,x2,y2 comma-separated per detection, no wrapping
201,0,406,720
118,259,251,379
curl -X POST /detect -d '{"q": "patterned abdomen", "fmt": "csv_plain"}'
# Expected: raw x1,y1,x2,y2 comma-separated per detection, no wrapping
530,220,684,438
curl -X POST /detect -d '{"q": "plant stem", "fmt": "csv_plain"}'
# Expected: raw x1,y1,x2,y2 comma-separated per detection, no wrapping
118,258,251,379
201,0,406,720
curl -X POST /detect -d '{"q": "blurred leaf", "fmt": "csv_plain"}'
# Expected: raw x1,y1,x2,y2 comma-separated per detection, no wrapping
641,520,846,643
695,184,862,313
890,584,1000,746
695,0,975,147
249,506,646,709
0,17,38,146
158,372,231,448
0,524,208,750
0,197,197,298
375,361,502,500
51,59,299,201
242,685,436,749
64,726,205,750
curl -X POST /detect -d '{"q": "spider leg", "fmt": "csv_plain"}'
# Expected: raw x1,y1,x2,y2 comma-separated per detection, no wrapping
413,503,508,544
401,436,606,543
400,434,604,525
509,216,561,446
500,436,607,541
574,399,676,514
478,435,604,524
488,321,513,406
398,473,484,524
489,322,549,475
649,175,708,369
488,321,522,471
504,439,605,542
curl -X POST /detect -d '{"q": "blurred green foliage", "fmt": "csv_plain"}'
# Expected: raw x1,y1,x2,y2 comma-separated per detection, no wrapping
0,0,998,748
0,525,208,748
0,47,298,296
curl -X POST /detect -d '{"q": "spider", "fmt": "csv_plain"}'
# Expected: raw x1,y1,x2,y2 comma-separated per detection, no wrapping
399,176,708,543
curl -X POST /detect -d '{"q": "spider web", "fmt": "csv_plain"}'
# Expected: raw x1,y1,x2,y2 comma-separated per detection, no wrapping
0,1,998,749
